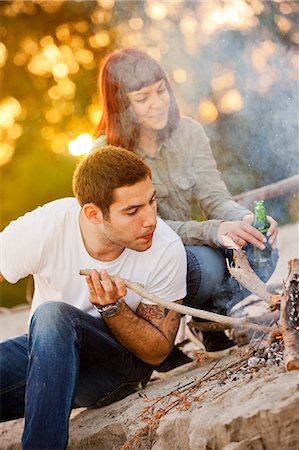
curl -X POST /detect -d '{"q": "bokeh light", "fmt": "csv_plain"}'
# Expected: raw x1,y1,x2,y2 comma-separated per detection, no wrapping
173,68,187,84
217,89,244,114
145,1,168,21
68,133,93,156
0,43,8,68
198,99,218,123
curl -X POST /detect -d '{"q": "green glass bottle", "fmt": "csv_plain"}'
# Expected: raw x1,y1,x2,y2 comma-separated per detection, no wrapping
252,200,272,268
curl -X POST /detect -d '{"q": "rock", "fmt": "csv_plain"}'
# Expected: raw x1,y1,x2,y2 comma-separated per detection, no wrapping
1,356,298,450
1,222,298,449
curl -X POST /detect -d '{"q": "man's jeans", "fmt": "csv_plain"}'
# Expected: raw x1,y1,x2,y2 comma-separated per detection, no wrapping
0,302,153,449
185,244,279,315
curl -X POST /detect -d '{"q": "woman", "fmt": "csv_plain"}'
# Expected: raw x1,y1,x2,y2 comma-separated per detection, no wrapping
92,48,278,357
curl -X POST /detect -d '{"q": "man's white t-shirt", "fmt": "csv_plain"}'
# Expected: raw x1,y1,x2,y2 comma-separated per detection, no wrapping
1,198,187,320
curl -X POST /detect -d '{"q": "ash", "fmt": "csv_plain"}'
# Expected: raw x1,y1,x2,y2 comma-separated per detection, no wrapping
224,340,285,383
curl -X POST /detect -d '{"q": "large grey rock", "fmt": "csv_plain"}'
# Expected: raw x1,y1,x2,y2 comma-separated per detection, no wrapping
1,357,298,450
1,222,298,449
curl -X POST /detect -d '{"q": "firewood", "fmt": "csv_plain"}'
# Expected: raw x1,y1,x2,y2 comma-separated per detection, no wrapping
279,259,299,371
221,238,299,370
188,320,228,332
269,293,283,311
188,311,279,333
221,235,272,303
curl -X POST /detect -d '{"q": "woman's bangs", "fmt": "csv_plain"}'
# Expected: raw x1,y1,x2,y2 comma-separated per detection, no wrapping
123,59,166,93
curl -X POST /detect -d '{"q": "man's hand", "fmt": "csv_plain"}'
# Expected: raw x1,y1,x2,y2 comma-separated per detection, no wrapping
217,214,278,249
84,268,182,365
86,269,127,307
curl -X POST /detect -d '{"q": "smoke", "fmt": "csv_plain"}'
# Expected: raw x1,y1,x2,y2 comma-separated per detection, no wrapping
138,10,298,224
105,1,298,222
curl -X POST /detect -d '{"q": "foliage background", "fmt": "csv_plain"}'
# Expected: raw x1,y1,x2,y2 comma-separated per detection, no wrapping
0,0,298,307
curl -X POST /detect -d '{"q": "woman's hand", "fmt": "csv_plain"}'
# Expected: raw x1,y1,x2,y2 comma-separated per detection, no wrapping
242,213,278,248
85,269,127,307
218,214,278,249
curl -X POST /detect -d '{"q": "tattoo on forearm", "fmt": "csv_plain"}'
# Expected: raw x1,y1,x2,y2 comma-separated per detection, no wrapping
140,305,181,323
141,305,164,321
137,302,182,345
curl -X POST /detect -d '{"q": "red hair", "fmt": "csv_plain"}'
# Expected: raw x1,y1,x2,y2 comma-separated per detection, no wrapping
94,48,180,150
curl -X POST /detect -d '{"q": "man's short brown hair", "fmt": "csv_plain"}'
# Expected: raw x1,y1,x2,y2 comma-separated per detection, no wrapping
72,145,151,218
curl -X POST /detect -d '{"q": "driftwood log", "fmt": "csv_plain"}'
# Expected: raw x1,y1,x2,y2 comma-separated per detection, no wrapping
269,259,299,371
223,237,299,371
222,235,272,303
233,174,299,208
187,310,280,334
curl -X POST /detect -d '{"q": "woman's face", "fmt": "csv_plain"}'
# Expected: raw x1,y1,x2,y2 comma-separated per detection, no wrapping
127,79,170,132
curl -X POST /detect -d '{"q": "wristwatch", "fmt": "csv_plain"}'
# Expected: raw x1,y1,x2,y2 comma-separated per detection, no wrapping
94,298,123,318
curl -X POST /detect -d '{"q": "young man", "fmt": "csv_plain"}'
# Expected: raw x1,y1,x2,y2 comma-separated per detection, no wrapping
0,146,187,449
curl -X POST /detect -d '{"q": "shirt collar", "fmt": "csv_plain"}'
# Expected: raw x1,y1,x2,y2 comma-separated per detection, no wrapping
137,141,166,159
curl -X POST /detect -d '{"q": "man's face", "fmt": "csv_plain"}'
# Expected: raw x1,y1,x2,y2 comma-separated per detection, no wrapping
101,176,157,252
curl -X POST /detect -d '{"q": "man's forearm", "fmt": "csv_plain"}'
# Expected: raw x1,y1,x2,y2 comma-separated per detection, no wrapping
102,301,172,365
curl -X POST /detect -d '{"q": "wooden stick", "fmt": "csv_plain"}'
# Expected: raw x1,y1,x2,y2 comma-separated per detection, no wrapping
188,310,279,333
279,259,299,371
188,320,228,332
79,269,273,334
221,235,272,303
269,293,283,311
233,174,299,208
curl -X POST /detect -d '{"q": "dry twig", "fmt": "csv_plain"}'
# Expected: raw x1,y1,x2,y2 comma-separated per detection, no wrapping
121,351,254,450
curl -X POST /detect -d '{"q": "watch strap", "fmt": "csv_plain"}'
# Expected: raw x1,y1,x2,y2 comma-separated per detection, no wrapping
94,298,123,318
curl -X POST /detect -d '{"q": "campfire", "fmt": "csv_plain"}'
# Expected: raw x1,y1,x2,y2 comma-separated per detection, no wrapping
268,259,299,370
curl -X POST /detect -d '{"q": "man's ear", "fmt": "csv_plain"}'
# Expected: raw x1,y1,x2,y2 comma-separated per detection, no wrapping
82,203,104,224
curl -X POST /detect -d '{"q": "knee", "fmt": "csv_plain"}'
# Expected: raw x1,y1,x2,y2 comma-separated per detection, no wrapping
202,254,226,286
33,301,69,319
185,246,226,303
30,302,75,334
186,246,226,284
28,302,82,352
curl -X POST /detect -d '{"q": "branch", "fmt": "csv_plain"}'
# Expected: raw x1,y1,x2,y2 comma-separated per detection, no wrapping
79,269,273,333
233,174,299,208
279,259,299,371
221,235,272,303
188,310,279,333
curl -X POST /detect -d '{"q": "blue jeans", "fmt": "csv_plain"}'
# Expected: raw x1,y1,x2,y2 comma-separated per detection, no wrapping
0,302,153,449
184,244,278,315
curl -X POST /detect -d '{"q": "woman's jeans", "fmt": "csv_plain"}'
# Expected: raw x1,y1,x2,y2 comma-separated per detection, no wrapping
0,302,153,450
184,244,279,315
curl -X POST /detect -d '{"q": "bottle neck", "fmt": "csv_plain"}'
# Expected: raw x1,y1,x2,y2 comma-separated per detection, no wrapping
253,206,269,233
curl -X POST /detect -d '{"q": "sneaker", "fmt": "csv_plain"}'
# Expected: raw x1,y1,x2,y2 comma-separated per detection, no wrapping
155,345,193,372
202,330,236,352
